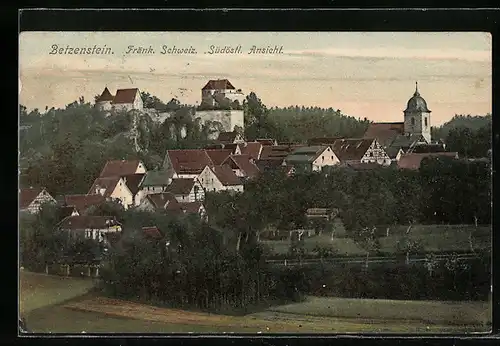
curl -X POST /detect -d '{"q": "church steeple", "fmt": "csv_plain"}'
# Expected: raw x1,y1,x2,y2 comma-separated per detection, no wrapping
414,81,420,96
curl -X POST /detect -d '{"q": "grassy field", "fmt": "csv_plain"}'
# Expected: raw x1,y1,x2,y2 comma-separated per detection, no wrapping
20,270,491,334
19,270,96,314
262,225,491,256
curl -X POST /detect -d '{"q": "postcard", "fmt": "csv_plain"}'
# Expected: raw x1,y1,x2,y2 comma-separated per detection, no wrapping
18,31,492,335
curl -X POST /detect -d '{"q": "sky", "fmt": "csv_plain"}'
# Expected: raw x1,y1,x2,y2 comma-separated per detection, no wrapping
19,32,492,126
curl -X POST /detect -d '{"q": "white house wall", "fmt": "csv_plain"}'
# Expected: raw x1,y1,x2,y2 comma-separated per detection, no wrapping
311,147,340,171
110,178,134,209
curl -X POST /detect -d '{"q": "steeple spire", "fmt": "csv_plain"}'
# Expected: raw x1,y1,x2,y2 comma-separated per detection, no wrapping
414,81,420,96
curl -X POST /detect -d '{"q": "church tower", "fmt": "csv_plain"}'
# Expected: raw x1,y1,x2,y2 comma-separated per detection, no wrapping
403,82,432,143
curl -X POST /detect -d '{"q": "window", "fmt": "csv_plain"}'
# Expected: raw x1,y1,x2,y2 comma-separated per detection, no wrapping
331,156,333,160
411,117,415,126
322,156,324,162
424,117,428,127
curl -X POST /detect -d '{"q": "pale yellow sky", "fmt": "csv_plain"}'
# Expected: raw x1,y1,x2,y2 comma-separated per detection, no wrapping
19,32,492,126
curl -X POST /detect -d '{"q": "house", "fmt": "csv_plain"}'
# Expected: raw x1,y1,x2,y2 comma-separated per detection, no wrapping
58,215,122,243
198,165,244,193
201,79,244,107
397,152,459,170
19,187,56,214
363,123,406,148
259,144,303,167
95,87,115,111
216,131,245,144
178,201,208,221
163,149,214,180
111,88,143,112
205,149,234,165
88,176,134,209
165,178,205,203
63,194,106,215
285,146,340,173
59,205,80,219
140,170,171,195
240,142,263,160
138,192,179,212
331,138,391,166
99,159,147,178
222,154,260,179
122,173,146,206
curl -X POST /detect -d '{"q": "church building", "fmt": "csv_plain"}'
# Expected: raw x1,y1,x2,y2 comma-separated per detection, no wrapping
364,82,442,161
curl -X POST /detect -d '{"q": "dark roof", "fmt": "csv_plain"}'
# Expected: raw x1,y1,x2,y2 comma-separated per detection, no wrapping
96,87,114,102
217,131,239,143
411,143,447,153
385,146,404,159
179,201,205,214
58,215,120,230
331,138,374,162
286,146,330,164
212,165,243,186
59,206,79,219
146,193,178,209
166,150,213,175
205,149,233,165
64,194,106,213
165,178,197,195
404,83,431,113
260,145,302,160
140,170,171,187
308,137,345,146
112,88,140,104
202,79,235,90
124,174,145,195
389,134,425,149
223,155,260,178
256,159,285,171
397,152,459,170
88,177,123,197
99,160,143,178
240,142,263,160
19,187,46,209
256,139,277,146
222,143,242,154
142,226,162,239
363,123,405,147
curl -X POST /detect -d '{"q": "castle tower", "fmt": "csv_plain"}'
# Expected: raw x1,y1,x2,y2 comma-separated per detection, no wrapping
403,82,431,143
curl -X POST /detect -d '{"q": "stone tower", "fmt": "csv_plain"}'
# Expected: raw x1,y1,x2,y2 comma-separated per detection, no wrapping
403,82,431,143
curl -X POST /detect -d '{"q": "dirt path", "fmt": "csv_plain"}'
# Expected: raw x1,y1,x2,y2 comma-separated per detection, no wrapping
64,296,482,333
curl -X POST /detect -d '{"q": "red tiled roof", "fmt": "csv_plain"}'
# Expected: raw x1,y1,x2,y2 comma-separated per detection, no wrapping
165,178,197,195
142,226,162,239
64,194,106,214
146,193,177,209
59,205,79,218
205,149,233,165
167,150,213,175
19,187,45,209
202,79,235,90
260,145,303,160
96,87,114,102
222,143,242,154
363,123,405,147
240,142,263,160
88,177,123,197
99,160,143,178
58,215,120,230
112,88,140,104
224,155,260,179
123,173,145,195
397,152,459,170
212,165,243,186
331,138,374,162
